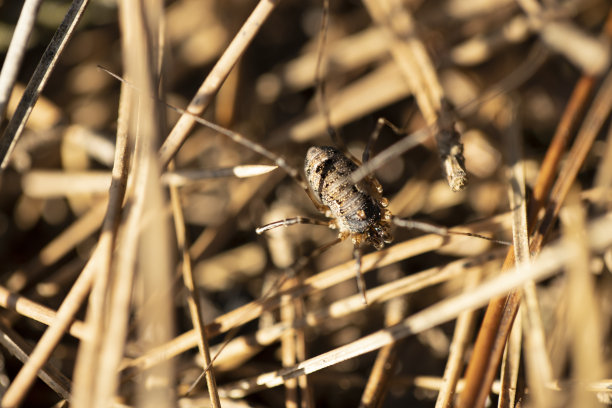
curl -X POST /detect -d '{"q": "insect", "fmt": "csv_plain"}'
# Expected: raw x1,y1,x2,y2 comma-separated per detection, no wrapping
256,144,393,304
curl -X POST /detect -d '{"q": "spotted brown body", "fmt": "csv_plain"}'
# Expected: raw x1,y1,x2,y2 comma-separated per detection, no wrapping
304,146,393,250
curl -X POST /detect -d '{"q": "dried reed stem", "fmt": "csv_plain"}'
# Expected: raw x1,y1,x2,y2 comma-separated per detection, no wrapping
434,269,480,408
169,163,221,407
159,0,281,166
0,0,90,169
71,82,131,406
0,285,87,339
0,319,71,401
561,192,605,407
359,294,407,407
0,0,43,119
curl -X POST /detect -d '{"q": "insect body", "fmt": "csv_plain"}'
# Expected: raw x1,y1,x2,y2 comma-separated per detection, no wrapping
304,146,392,250
256,145,398,304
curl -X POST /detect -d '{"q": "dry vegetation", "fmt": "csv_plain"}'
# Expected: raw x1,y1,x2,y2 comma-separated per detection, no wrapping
0,0,612,407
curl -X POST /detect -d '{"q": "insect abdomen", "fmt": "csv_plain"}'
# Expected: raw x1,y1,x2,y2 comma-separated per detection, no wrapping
304,146,382,234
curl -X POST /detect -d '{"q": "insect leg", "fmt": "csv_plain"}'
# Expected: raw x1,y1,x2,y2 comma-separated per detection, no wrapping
349,125,431,185
290,236,343,276
392,217,450,235
99,67,314,192
256,217,331,235
313,0,362,165
353,246,368,305
392,217,510,246
362,117,406,164
179,114,335,214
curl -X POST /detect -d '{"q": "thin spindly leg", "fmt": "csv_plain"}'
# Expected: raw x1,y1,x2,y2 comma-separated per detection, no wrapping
187,235,345,394
313,0,362,166
362,117,406,164
287,236,343,278
256,216,331,234
101,67,326,206
392,217,510,246
352,246,368,305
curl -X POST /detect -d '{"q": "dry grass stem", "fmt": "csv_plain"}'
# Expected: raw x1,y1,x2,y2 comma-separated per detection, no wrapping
0,285,87,339
449,15,531,66
122,248,505,374
162,164,278,186
117,1,175,407
188,171,281,260
282,62,411,143
4,199,107,293
434,269,480,408
148,216,506,364
22,170,111,197
498,102,527,408
359,294,407,407
498,310,522,408
169,163,221,407
561,192,605,407
71,79,130,407
461,12,612,404
1,2,611,406
0,0,90,169
504,96,553,406
594,123,612,207
540,69,612,245
0,319,71,401
159,0,281,166
361,0,467,191
63,125,117,167
275,27,387,93
0,0,43,119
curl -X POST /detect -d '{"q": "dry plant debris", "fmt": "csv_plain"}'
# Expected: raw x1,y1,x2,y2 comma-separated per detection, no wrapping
0,0,611,407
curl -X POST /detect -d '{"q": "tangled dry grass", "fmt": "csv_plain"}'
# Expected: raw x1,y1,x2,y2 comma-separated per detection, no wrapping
0,0,611,407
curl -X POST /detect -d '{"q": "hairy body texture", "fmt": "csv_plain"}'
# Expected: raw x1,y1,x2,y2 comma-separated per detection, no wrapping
304,146,393,250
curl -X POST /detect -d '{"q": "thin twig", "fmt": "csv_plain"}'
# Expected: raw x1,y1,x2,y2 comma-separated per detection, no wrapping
158,0,281,166
0,0,90,169
71,81,131,406
0,320,71,401
0,0,43,119
169,160,221,407
359,293,407,408
434,269,480,408
4,198,107,292
108,1,175,407
0,285,87,339
498,100,526,407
